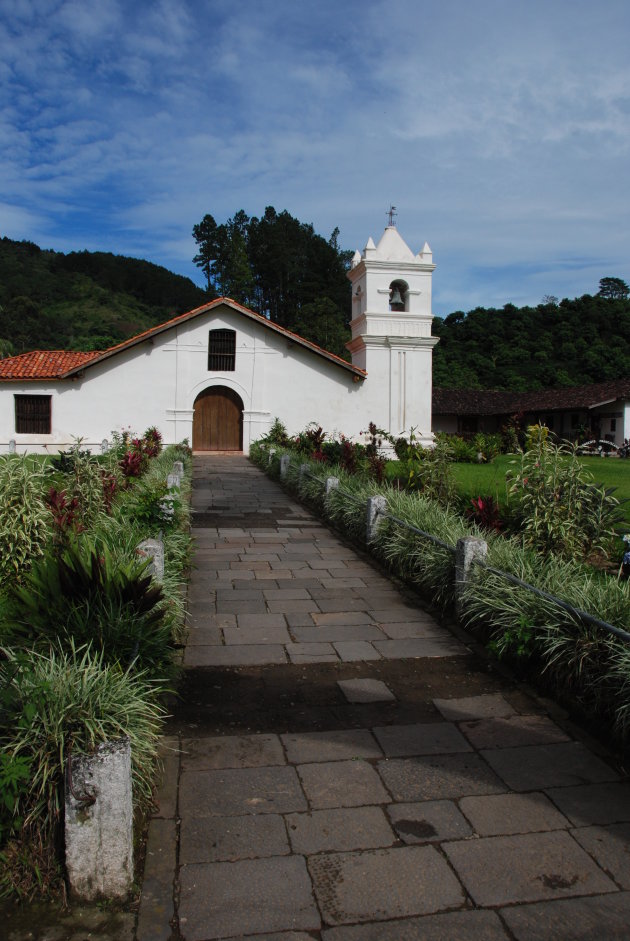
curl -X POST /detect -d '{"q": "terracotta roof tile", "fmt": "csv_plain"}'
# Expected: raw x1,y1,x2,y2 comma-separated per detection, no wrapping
0,350,101,380
433,378,630,415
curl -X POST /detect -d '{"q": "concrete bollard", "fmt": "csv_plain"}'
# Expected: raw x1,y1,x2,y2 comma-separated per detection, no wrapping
167,473,181,491
455,536,488,618
136,538,165,581
366,495,388,544
325,476,339,496
172,460,184,476
101,439,109,454
280,454,290,478
65,738,134,901
8,439,16,453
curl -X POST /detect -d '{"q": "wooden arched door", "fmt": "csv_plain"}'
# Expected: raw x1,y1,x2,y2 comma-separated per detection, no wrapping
193,387,243,451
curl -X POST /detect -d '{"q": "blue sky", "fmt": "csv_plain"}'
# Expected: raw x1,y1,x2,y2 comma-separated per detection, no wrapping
2,0,630,315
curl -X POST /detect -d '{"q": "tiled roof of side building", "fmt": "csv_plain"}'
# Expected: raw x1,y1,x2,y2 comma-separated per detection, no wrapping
433,378,630,415
0,350,101,380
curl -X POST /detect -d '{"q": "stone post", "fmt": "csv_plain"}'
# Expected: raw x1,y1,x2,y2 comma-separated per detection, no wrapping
280,454,290,478
136,538,165,581
172,460,184,476
366,495,388,544
167,473,181,490
268,447,276,466
101,439,109,454
65,738,134,901
455,536,488,618
325,476,339,496
8,439,16,453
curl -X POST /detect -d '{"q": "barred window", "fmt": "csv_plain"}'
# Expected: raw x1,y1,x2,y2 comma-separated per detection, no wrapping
15,395,51,433
208,329,236,371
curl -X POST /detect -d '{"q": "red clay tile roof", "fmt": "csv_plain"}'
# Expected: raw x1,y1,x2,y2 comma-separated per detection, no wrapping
0,298,366,381
433,378,630,415
0,350,101,380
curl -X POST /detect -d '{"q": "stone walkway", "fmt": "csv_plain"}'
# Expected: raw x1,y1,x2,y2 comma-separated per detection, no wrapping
137,455,630,941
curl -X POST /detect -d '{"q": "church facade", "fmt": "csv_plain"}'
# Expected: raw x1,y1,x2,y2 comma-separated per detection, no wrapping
0,226,438,454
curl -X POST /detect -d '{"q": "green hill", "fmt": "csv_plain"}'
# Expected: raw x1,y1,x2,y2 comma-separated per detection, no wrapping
433,295,630,390
0,238,210,354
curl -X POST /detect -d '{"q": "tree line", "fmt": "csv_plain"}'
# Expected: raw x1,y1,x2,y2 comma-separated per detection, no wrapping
193,207,352,357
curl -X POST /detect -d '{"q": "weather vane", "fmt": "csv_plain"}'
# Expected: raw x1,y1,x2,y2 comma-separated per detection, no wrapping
387,205,397,226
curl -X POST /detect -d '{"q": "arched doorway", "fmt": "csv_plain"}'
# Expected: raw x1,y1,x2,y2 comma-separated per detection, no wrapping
193,386,243,451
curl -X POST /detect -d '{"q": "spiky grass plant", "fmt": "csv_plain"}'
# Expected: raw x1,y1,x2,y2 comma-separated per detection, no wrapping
371,489,485,609
0,643,166,897
0,456,51,590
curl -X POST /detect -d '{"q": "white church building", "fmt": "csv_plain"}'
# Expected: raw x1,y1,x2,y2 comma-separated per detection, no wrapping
0,226,438,454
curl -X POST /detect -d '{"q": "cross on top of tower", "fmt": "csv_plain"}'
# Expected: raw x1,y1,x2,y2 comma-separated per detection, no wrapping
387,205,397,227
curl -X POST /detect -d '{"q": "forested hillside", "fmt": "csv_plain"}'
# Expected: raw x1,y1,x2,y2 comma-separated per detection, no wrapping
433,293,630,390
0,238,208,354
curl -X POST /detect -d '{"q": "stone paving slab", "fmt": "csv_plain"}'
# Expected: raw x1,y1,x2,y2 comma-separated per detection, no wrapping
499,891,630,940
286,641,339,663
571,822,630,889
135,818,176,941
373,721,472,757
387,799,473,843
185,626,224,645
291,623,385,642
459,714,571,749
286,806,395,854
378,753,507,801
180,733,285,770
544,781,630,825
334,640,382,661
444,830,617,906
321,909,510,940
179,813,290,864
309,845,465,925
282,729,382,763
379,621,447,639
179,766,307,816
459,791,570,836
374,637,468,658
433,693,516,720
337,678,396,702
482,742,618,791
223,625,293,644
298,759,390,808
184,643,288,666
179,856,320,939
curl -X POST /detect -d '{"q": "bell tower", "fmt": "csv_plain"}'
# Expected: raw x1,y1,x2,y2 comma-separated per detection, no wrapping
346,219,438,445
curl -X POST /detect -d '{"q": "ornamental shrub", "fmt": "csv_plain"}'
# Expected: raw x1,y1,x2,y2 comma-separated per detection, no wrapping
0,457,50,589
6,541,173,679
507,429,622,559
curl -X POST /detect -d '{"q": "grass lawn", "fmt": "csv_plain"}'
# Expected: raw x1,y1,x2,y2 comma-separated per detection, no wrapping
388,455,630,527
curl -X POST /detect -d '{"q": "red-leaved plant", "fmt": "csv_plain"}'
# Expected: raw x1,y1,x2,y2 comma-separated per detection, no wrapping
46,487,84,539
466,495,504,533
